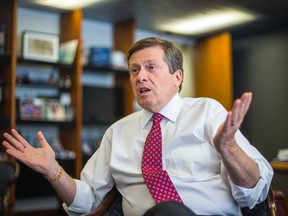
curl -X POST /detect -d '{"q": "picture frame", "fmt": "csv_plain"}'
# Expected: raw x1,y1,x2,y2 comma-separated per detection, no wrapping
22,30,59,63
60,39,78,65
18,97,69,122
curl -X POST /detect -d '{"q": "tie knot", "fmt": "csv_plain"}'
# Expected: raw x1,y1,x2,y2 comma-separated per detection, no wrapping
153,113,163,123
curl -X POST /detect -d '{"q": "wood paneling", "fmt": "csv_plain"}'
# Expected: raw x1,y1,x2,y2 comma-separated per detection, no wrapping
0,0,18,213
113,20,135,115
0,0,17,133
60,10,83,177
194,32,233,110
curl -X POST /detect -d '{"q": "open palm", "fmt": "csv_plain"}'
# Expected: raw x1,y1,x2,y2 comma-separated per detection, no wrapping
213,92,252,150
2,129,58,177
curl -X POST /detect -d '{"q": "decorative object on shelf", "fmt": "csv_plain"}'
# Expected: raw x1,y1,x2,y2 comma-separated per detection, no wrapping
111,50,127,69
22,30,60,63
64,75,72,89
88,46,111,66
60,92,71,106
58,74,72,89
48,71,57,85
16,68,59,86
51,138,76,160
46,100,66,121
59,39,78,64
16,68,29,84
274,148,288,162
80,41,88,66
0,24,5,54
18,97,73,122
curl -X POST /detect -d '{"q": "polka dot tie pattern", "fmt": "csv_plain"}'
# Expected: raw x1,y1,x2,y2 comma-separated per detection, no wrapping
141,113,183,204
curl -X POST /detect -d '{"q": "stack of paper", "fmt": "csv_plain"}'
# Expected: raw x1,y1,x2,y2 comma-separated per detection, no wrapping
276,148,288,161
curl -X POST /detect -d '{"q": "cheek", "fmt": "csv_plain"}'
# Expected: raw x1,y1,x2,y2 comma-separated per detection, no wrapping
130,76,136,87
162,76,176,88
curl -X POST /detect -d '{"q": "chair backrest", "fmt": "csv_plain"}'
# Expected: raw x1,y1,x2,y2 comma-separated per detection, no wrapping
266,187,277,216
0,154,20,216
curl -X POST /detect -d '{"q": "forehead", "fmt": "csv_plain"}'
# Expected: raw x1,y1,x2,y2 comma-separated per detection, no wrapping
129,46,165,65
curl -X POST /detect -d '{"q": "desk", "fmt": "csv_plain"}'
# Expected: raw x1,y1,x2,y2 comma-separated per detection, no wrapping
270,161,288,175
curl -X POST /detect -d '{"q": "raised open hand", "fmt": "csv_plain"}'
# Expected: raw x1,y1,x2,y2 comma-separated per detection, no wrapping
213,92,252,151
2,129,58,178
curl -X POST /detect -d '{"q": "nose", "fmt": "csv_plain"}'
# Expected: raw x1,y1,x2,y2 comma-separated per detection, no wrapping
137,68,147,82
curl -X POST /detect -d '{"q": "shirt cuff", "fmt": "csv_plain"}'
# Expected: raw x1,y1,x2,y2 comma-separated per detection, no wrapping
230,160,273,208
65,179,95,214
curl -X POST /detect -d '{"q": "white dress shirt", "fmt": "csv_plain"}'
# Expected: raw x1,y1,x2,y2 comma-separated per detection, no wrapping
66,93,273,216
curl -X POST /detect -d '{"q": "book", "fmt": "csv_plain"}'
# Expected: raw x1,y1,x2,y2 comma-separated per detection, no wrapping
0,24,5,54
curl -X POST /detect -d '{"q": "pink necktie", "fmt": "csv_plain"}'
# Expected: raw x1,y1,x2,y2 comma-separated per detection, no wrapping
141,113,183,204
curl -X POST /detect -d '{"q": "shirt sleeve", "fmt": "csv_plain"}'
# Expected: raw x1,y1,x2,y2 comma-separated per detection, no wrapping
219,131,274,208
63,179,96,215
65,128,115,215
229,159,274,208
206,99,274,208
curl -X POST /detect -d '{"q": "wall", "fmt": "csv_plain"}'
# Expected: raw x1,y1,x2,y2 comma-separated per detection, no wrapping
233,28,288,194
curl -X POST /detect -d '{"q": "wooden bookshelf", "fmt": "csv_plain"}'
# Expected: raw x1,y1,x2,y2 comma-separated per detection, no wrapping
0,1,134,213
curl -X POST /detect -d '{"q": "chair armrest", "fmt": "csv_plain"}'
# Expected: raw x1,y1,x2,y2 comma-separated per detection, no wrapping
85,186,121,216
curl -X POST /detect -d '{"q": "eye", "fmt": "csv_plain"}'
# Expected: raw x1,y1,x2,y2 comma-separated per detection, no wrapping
146,64,157,72
129,66,140,74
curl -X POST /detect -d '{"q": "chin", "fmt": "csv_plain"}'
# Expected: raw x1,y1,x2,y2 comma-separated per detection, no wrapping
137,97,158,111
138,101,152,111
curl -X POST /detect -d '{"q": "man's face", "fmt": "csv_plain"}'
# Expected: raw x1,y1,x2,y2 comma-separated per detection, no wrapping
129,46,183,113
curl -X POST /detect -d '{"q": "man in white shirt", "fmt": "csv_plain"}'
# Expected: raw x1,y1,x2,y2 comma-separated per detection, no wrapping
2,37,273,215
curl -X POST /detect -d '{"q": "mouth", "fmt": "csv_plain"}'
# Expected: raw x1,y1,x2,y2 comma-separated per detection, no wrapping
139,87,151,94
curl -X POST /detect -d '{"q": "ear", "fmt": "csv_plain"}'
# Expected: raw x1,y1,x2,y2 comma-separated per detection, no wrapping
173,69,183,87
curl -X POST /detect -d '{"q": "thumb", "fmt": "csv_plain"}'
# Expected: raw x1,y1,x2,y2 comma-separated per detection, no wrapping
36,131,52,150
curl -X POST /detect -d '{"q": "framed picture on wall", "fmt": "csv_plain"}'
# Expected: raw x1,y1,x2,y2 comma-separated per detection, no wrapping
22,30,59,63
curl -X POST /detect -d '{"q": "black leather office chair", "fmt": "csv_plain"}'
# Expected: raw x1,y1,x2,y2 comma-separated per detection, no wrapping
0,154,20,216
85,186,276,216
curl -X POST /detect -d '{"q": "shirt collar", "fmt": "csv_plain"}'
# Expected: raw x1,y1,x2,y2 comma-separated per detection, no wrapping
141,93,182,128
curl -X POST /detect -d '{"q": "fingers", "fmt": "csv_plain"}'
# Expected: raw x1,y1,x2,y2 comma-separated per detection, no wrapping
2,139,27,163
214,92,252,150
36,131,52,150
3,129,27,152
224,111,237,133
11,129,31,148
230,92,252,127
242,92,252,115
231,99,240,126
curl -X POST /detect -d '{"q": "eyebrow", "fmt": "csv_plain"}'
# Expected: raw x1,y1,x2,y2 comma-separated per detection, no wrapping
130,60,156,66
